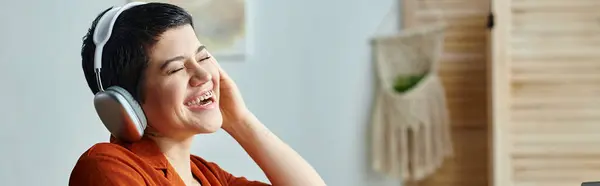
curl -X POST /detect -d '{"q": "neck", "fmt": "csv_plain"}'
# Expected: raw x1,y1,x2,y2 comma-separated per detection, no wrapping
149,135,196,184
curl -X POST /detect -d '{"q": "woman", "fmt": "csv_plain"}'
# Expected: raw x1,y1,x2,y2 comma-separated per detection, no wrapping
69,2,326,186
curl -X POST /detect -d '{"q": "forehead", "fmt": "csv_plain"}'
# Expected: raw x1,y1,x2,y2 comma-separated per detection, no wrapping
148,25,201,62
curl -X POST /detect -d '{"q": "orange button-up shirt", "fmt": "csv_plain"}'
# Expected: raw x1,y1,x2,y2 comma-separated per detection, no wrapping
69,136,270,186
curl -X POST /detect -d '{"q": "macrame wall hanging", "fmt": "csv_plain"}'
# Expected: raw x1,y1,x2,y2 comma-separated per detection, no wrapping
369,0,453,183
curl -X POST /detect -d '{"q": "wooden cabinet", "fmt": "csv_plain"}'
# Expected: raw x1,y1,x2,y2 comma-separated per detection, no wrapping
491,0,600,185
401,0,600,185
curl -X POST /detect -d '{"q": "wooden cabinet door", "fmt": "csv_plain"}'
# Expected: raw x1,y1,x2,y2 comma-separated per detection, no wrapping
491,0,600,185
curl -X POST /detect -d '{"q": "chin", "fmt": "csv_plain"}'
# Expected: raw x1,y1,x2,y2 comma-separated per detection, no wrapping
191,114,223,134
200,121,222,133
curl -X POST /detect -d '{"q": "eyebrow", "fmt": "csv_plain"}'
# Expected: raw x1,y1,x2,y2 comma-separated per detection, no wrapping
159,45,207,70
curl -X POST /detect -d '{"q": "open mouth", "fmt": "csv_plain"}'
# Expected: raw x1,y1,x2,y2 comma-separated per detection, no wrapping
185,90,215,107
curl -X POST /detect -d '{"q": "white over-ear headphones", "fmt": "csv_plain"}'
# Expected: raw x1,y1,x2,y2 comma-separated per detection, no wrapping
92,2,148,142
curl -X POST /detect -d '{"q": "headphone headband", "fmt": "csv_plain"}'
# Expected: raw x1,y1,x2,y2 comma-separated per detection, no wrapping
92,2,147,91
90,2,149,142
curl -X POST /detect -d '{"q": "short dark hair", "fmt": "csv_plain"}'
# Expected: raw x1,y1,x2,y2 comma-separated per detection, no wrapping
81,3,193,103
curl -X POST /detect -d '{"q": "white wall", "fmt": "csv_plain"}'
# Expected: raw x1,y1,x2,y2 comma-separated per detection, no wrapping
0,0,401,185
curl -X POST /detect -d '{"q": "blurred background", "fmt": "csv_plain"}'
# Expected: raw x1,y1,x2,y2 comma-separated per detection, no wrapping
0,0,598,185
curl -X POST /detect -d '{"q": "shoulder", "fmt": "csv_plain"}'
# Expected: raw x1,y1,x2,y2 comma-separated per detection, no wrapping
70,142,136,170
69,143,146,185
191,155,271,186
190,154,222,173
74,142,139,166
82,142,134,159
191,155,236,174
190,155,236,184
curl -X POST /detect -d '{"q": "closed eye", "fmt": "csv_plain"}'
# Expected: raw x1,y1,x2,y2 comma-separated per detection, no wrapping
167,56,211,75
168,68,184,75
198,56,211,63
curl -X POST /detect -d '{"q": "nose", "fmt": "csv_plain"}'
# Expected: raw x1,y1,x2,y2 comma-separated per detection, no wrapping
189,63,212,87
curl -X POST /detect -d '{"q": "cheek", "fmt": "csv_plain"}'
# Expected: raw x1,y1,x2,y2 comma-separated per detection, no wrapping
200,62,220,86
212,70,219,85
160,79,188,106
142,80,186,111
207,65,220,92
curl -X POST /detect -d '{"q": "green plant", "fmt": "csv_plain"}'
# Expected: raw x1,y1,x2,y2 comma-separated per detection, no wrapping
393,73,427,93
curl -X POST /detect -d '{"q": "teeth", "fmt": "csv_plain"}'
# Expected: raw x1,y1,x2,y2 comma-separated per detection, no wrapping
186,90,213,106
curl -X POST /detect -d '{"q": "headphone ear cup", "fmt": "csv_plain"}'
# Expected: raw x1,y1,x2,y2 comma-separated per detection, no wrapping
94,86,147,142
107,86,147,126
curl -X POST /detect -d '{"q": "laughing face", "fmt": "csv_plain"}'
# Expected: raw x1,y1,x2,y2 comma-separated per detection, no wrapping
140,24,223,139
